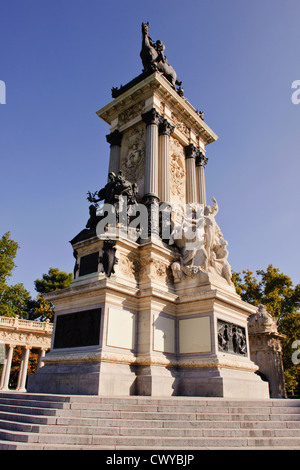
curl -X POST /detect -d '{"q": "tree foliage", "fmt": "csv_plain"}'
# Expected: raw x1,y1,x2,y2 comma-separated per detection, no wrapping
34,267,73,294
0,232,73,322
0,232,31,318
232,265,300,319
232,264,300,395
0,232,19,285
28,268,73,322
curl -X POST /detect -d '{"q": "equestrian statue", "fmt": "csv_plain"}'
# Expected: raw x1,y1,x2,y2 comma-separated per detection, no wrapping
140,22,182,89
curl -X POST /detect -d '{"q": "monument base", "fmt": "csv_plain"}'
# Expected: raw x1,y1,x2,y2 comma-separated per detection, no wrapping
29,356,269,399
177,366,269,399
28,355,138,396
28,236,270,400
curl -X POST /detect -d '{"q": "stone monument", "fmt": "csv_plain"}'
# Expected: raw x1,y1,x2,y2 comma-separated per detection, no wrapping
28,23,269,398
248,304,287,398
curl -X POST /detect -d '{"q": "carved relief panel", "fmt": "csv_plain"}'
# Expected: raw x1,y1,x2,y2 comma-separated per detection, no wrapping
169,136,186,205
120,122,146,197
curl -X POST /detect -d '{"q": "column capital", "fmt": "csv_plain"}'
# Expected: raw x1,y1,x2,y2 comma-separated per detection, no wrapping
196,151,208,167
106,129,123,147
184,143,199,159
142,108,162,126
159,118,175,136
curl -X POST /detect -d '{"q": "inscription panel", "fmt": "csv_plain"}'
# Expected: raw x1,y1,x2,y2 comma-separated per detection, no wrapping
179,316,211,354
106,308,136,350
79,252,99,277
53,309,101,349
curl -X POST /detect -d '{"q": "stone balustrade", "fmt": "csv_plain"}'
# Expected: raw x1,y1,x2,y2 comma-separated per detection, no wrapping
0,316,53,392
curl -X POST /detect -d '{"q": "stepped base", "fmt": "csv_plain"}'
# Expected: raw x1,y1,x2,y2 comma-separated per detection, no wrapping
0,392,300,450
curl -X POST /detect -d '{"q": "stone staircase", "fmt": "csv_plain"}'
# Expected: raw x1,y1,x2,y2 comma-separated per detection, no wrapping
0,392,300,450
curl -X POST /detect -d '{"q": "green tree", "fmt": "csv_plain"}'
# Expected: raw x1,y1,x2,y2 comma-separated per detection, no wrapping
0,232,19,285
34,267,73,294
0,232,31,318
27,267,73,322
0,232,73,324
232,265,300,395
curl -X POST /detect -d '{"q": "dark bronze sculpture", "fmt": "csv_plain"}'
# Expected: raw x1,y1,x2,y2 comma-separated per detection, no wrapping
87,171,138,214
218,320,247,356
140,22,182,90
99,240,118,278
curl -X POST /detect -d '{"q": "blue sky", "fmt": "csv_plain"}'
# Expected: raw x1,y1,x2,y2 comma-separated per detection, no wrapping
1,0,299,297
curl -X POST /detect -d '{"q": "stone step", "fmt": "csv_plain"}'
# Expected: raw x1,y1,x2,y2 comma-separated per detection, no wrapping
1,399,300,421
1,411,300,433
2,392,300,407
1,440,300,451
0,411,57,425
2,417,300,439
2,404,300,423
1,395,300,415
1,427,300,449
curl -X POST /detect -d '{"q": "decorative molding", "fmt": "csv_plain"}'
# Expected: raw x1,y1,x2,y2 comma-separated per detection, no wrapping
170,112,190,139
118,101,145,127
196,151,208,167
106,129,123,147
141,107,162,126
159,118,175,136
184,143,198,159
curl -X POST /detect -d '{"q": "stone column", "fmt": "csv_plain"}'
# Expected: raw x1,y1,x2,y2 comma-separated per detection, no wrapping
106,129,123,179
196,151,208,206
0,345,7,389
142,108,162,198
184,144,198,204
1,345,14,390
37,348,46,369
158,118,175,204
142,108,162,237
16,347,30,392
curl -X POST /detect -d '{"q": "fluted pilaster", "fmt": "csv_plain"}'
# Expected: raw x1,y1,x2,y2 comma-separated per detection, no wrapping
184,144,198,204
142,108,162,198
106,129,123,179
158,118,175,203
196,151,208,206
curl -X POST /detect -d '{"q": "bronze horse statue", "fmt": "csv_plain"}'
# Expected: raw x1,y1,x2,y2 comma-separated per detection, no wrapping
140,22,181,89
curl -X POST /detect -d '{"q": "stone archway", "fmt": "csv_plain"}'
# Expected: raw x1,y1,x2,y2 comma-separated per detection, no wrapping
0,316,53,392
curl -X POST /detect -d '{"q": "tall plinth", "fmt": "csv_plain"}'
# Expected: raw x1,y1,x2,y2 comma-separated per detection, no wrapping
28,66,269,399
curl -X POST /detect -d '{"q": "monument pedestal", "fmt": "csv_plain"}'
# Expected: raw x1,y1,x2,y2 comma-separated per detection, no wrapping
28,235,269,399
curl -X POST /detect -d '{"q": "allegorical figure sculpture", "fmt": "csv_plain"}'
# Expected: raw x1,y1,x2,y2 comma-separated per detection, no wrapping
218,321,247,356
169,198,234,287
140,22,182,89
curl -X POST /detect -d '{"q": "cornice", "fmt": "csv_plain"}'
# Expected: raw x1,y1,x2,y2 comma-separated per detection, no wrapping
96,72,218,146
